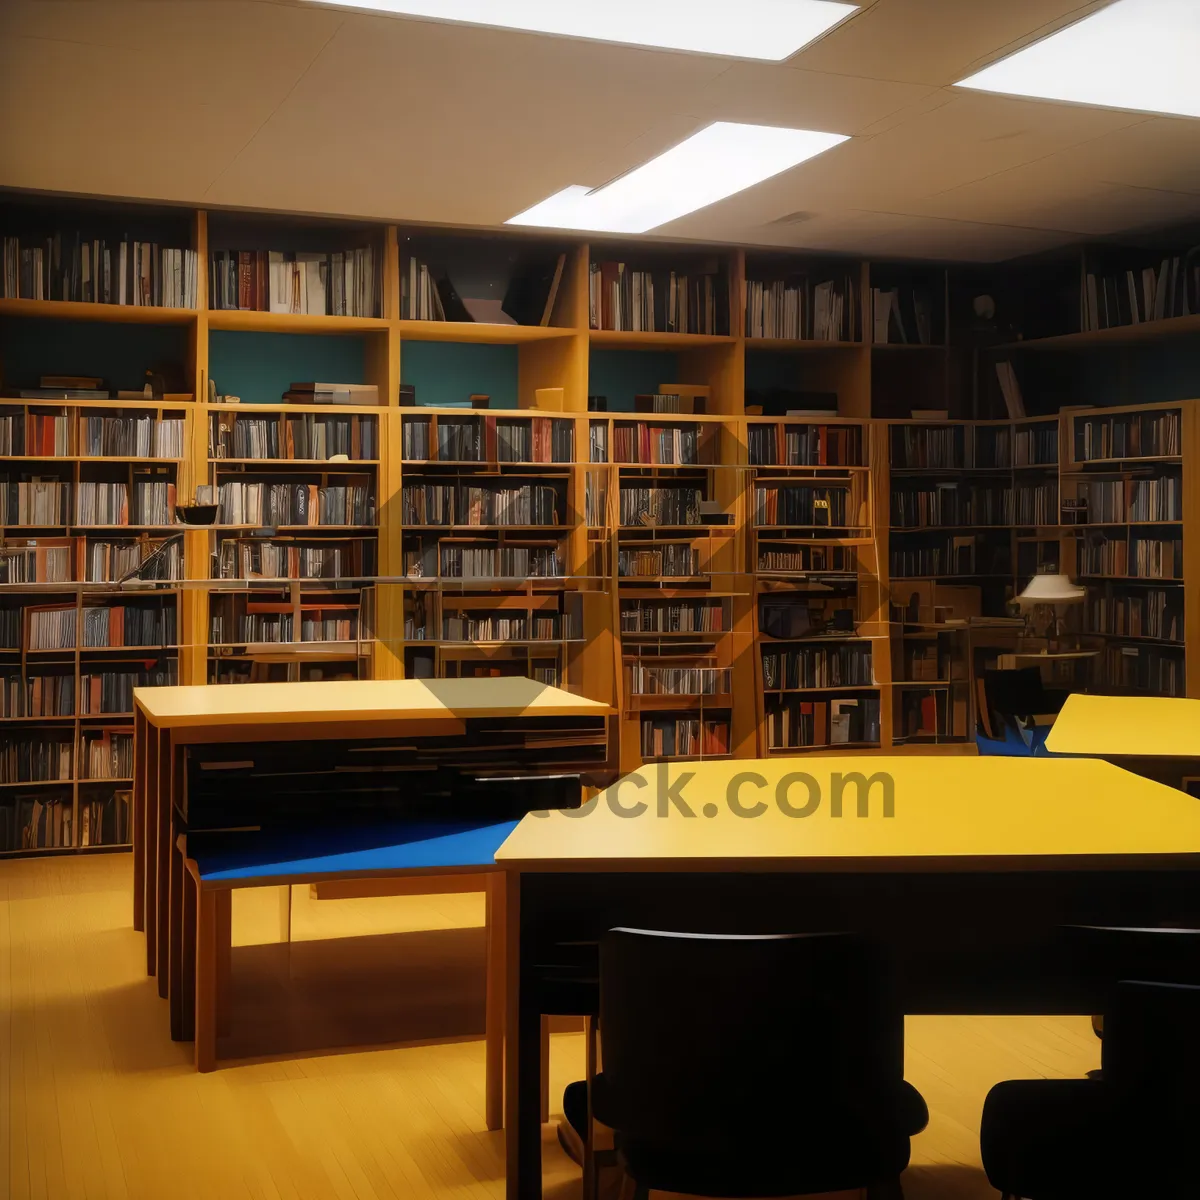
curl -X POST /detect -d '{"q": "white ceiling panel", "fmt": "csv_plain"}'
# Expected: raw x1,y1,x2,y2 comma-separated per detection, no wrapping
1,0,1197,261
794,0,1110,86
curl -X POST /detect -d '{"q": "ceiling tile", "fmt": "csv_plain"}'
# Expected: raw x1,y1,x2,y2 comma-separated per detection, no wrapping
794,0,1110,86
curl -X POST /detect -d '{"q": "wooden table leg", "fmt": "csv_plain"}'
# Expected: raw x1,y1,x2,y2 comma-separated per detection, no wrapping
215,889,233,1037
195,886,217,1072
182,862,197,1041
168,820,185,1040
485,870,506,1132
143,727,160,975
133,709,146,933
154,732,172,995
505,870,542,1200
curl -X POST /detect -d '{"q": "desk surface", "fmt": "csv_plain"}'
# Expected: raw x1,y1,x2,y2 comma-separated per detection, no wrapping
134,676,611,728
1046,693,1200,758
495,756,1200,871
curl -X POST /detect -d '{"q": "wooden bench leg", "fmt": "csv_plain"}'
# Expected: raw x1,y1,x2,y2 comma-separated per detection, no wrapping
195,886,217,1072
215,890,232,1037
182,864,196,1042
485,871,506,1131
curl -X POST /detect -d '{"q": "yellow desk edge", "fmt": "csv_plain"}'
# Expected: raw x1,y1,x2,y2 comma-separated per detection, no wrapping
1046,693,1200,758
133,676,612,728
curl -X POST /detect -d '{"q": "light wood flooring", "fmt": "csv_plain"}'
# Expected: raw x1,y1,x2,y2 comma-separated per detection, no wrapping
1,854,1101,1200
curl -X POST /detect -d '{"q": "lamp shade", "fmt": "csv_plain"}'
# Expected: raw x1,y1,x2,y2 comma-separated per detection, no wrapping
1017,572,1085,605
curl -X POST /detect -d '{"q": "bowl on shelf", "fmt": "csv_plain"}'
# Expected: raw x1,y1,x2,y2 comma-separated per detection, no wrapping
176,504,218,526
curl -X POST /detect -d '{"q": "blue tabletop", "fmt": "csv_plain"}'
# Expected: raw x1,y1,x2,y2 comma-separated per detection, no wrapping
190,818,519,882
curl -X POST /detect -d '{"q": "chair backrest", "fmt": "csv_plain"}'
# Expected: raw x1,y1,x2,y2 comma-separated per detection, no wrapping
1065,924,1200,999
598,928,901,1148
983,667,1048,728
1102,979,1200,1120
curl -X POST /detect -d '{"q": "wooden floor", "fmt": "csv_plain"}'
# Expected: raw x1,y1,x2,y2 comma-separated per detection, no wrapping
0,854,1101,1200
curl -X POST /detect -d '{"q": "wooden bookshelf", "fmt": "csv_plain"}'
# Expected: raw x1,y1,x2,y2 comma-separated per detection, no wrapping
5,193,1200,851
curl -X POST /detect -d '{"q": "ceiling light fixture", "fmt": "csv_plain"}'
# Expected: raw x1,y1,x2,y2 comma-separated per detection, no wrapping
956,0,1200,119
506,123,849,234
305,0,857,61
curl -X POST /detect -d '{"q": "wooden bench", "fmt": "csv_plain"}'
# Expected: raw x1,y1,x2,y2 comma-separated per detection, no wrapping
175,818,519,1130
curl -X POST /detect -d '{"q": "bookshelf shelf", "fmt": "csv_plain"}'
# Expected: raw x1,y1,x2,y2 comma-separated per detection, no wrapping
208,309,388,334
398,319,574,344
0,297,197,325
589,330,734,350
1001,312,1200,351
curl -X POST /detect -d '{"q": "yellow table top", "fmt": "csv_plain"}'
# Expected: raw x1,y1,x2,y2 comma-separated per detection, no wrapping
134,676,611,729
1045,694,1200,758
495,755,1200,871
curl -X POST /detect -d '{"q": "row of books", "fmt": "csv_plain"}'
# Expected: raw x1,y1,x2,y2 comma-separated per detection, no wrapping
26,603,176,650
589,423,609,464
628,665,730,696
611,423,714,466
589,262,729,335
81,732,134,780
88,538,183,582
1073,475,1182,523
747,424,863,468
1077,533,1183,579
585,476,608,527
1015,424,1059,467
620,601,725,634
619,487,703,527
0,412,70,457
890,426,965,470
210,413,378,461
756,544,852,574
1072,411,1181,461
0,736,74,783
80,664,177,714
80,415,185,459
896,689,963,740
1083,257,1197,331
11,794,73,850
765,695,881,749
400,483,561,527
80,790,132,847
890,536,1011,579
441,613,580,642
891,485,1011,528
0,479,178,527
1,235,198,307
404,543,563,580
210,611,360,645
403,416,576,465
208,247,380,317
640,717,730,759
973,426,1012,469
1099,643,1184,697
753,484,857,528
1,673,75,718
216,481,375,527
215,539,369,581
1083,588,1182,643
762,643,874,690
745,273,860,342
618,545,698,578
871,286,935,345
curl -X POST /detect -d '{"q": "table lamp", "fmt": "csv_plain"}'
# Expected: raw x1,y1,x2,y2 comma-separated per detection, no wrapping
1017,572,1084,648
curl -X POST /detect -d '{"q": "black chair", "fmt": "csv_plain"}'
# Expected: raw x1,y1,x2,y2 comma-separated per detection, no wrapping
981,979,1200,1200
590,928,928,1199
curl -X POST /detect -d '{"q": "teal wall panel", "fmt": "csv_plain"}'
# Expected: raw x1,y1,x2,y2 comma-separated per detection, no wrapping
587,349,678,412
401,341,518,409
209,331,366,405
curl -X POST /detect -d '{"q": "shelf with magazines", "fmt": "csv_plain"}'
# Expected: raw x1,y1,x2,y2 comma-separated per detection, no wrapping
0,586,177,855
397,407,590,690
1059,402,1190,698
746,415,883,753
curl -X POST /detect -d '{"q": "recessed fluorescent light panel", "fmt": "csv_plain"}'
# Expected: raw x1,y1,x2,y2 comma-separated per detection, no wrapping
956,0,1200,119
307,0,857,61
507,123,849,234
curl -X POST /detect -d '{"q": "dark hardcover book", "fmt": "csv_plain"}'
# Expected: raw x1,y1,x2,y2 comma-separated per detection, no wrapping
434,271,473,323
502,253,567,326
